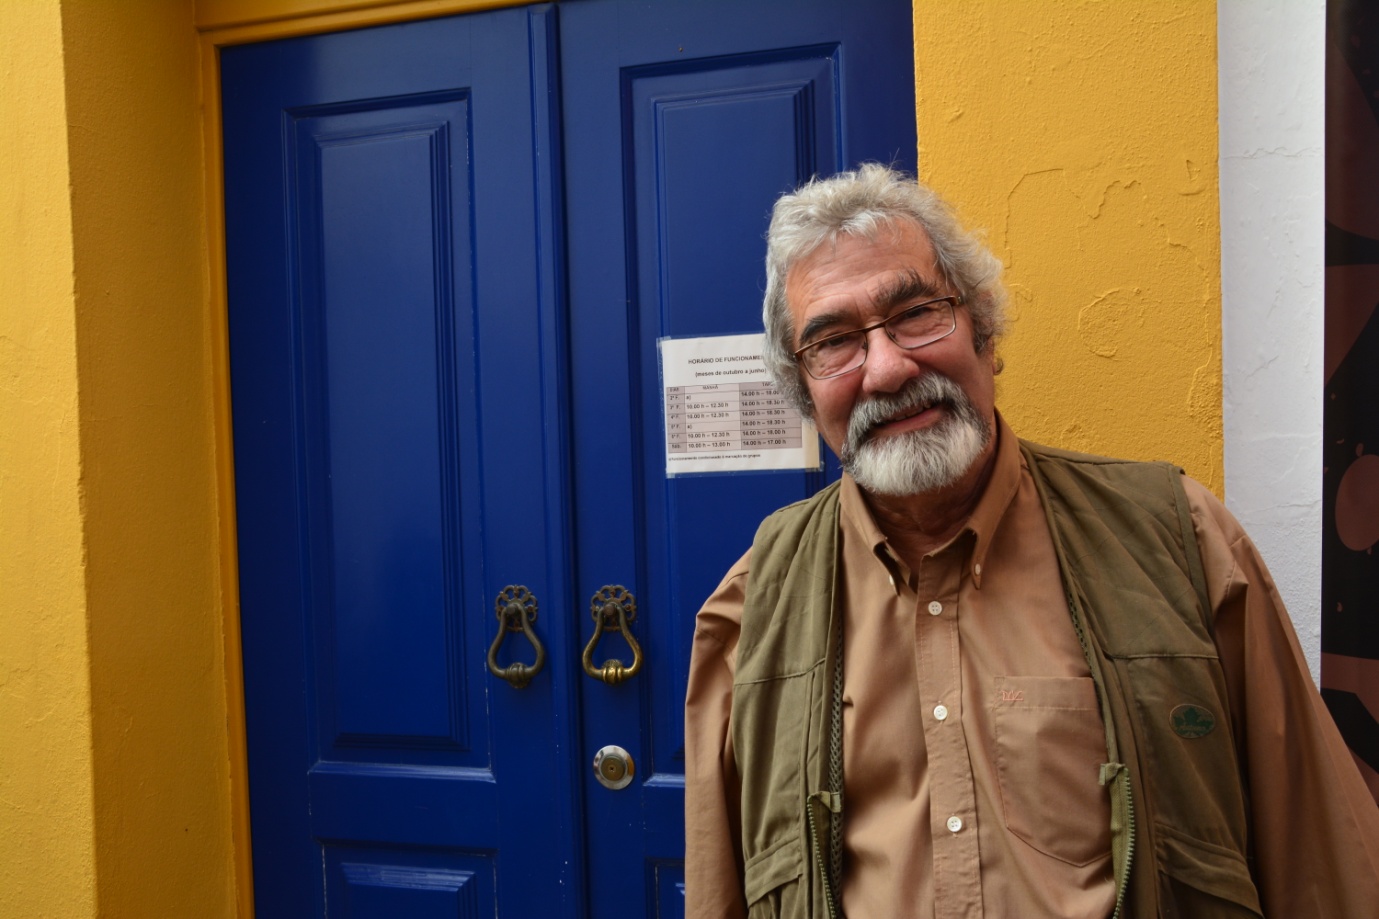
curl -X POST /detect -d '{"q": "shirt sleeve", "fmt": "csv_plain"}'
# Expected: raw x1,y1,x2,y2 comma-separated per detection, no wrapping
1185,477,1379,915
684,550,751,919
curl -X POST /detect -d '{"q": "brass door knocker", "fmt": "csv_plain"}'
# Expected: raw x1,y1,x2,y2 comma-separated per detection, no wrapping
487,585,546,689
582,585,643,685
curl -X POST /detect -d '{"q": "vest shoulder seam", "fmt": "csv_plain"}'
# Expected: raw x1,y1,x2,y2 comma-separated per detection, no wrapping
1021,438,1181,472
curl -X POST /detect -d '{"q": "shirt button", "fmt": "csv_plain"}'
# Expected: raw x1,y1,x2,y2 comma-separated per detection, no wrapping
927,600,943,616
946,815,964,833
974,563,983,577
933,704,949,721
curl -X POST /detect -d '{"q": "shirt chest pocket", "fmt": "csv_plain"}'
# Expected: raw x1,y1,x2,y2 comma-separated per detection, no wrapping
991,676,1112,867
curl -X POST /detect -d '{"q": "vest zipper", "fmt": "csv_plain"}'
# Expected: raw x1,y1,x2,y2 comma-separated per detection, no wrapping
1067,590,1136,919
1114,778,1135,919
806,793,840,919
1099,760,1136,919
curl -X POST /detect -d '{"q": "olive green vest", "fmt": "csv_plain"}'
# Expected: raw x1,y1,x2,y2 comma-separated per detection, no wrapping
730,441,1264,919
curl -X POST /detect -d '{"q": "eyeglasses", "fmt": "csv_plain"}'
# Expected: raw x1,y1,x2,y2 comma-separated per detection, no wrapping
792,295,962,380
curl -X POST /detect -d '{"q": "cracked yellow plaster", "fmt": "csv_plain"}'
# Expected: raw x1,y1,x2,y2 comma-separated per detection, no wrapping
916,0,1222,494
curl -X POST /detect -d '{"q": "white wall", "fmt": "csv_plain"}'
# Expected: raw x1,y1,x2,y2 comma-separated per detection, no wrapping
1218,0,1326,681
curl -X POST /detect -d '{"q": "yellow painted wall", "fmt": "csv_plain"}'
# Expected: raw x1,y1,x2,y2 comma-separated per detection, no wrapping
60,1,241,915
0,4,99,916
914,1,1223,493
2,1,241,916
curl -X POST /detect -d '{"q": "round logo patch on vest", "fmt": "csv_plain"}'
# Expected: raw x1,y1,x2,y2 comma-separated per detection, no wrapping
1170,704,1216,739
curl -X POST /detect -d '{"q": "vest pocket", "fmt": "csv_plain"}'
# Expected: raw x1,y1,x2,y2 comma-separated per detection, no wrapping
1156,823,1263,917
992,676,1112,866
744,835,804,918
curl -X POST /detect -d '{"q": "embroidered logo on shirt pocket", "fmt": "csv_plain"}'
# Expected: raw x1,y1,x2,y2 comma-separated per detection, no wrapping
991,676,1112,867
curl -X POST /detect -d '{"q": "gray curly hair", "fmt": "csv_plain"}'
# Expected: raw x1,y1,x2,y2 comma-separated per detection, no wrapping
761,164,1007,418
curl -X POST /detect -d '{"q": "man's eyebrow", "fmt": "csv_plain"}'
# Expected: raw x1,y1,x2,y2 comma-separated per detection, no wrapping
871,270,942,311
798,310,852,348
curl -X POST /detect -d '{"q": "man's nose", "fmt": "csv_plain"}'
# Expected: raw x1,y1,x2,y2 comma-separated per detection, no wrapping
860,327,921,394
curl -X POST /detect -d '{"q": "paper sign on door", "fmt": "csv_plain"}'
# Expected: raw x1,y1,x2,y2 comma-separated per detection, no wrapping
659,333,821,475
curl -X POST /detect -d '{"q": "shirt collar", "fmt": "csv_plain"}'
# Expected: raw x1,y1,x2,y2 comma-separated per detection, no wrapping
965,412,1022,588
837,411,1022,591
839,472,908,594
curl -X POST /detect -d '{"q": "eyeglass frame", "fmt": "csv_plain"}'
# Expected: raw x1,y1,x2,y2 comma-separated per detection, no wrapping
791,294,964,381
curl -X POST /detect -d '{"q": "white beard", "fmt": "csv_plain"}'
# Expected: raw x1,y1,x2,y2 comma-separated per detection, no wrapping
840,374,992,496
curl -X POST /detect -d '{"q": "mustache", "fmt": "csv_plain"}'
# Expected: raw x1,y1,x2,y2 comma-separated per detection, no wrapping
843,374,969,455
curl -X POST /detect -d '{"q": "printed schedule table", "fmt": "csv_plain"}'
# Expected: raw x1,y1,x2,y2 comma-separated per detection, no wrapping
665,383,804,453
658,332,819,474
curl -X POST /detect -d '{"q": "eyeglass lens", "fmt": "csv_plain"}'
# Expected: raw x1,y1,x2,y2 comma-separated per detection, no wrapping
801,299,956,379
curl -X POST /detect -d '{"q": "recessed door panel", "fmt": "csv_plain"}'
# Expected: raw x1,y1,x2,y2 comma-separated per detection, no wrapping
325,846,494,919
292,98,485,763
626,51,840,787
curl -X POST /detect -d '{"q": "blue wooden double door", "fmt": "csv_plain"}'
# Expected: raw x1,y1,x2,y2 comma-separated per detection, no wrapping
222,2,914,915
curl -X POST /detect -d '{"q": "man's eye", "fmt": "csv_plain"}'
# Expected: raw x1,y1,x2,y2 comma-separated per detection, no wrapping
815,334,855,352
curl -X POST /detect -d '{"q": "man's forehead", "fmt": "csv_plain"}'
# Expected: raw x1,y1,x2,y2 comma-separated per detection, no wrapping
787,221,944,305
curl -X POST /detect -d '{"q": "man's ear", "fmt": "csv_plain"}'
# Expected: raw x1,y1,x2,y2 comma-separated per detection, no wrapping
973,332,1003,376
796,373,816,421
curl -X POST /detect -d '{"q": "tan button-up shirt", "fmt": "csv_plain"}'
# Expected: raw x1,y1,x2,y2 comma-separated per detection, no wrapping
685,417,1379,918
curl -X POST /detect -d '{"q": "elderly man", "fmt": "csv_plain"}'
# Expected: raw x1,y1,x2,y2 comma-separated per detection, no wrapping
684,165,1379,918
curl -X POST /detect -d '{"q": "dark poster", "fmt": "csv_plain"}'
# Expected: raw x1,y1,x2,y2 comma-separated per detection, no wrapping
1325,0,1379,801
